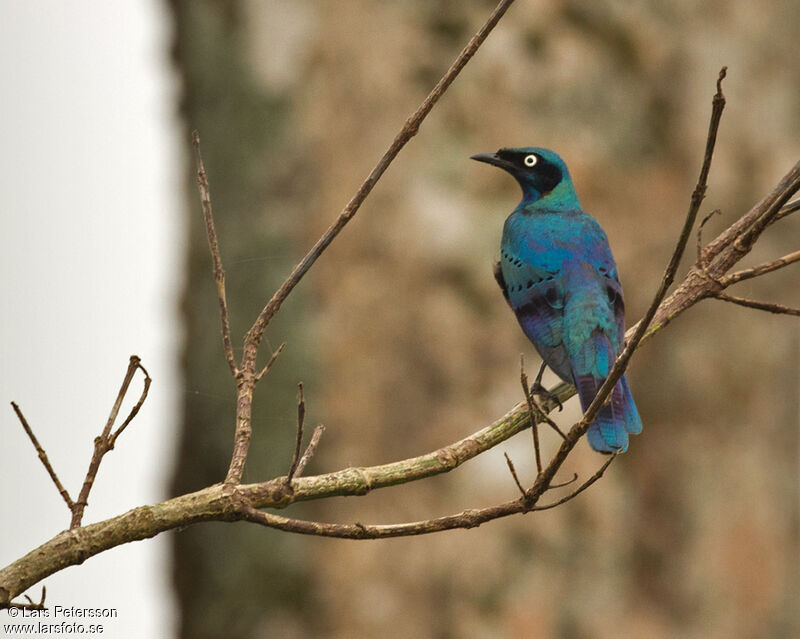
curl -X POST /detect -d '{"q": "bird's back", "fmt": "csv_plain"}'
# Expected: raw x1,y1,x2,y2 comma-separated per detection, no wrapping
501,206,640,452
501,206,621,373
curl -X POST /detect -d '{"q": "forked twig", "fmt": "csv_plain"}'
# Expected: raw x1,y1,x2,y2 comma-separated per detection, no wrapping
287,385,325,482
11,357,150,530
531,454,617,511
3,586,46,612
71,356,151,529
108,361,151,449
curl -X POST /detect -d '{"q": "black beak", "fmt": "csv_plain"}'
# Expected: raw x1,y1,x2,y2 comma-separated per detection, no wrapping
470,151,514,172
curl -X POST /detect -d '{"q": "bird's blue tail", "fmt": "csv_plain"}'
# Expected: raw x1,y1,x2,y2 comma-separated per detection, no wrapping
572,333,642,453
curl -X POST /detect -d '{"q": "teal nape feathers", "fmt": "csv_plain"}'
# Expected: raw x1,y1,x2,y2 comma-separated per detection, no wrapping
472,147,642,453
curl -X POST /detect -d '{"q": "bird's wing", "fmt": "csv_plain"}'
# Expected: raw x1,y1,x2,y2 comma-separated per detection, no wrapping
493,260,509,303
500,246,572,381
577,216,626,347
595,264,625,346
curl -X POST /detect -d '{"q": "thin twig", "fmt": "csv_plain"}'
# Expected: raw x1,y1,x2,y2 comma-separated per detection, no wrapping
240,0,518,357
532,400,567,440
192,131,238,378
295,424,325,478
548,473,579,490
520,357,542,475
711,292,800,316
524,359,567,438
71,356,150,529
287,383,306,483
254,342,285,383
696,208,721,264
108,361,151,448
580,66,728,431
223,0,518,487
503,452,527,497
237,499,525,540
530,454,617,511
717,249,800,287
10,403,74,510
2,586,46,611
770,198,800,224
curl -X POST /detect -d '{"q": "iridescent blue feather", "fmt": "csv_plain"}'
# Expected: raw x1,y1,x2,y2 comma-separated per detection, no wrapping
474,147,642,453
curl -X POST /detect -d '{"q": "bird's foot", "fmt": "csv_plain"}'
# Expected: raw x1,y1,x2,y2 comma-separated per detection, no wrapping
529,381,563,412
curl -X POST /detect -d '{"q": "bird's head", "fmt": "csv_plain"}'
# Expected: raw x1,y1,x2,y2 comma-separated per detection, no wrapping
470,147,579,208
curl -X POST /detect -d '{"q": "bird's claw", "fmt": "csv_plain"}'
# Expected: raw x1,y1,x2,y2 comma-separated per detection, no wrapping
529,381,563,412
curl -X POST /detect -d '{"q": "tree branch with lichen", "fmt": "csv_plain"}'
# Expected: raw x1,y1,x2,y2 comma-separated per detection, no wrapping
2,0,799,610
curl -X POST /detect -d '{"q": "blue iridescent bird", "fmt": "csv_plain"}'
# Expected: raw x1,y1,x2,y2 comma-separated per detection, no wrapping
471,147,641,453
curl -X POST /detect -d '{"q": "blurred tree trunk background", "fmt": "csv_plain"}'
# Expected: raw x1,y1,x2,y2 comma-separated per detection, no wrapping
168,1,799,637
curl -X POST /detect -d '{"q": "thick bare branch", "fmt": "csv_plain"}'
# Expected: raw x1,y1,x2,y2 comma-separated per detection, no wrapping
0,207,793,598
701,160,800,268
696,209,721,264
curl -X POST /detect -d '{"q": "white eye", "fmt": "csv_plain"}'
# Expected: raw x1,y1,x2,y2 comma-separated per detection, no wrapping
524,154,537,167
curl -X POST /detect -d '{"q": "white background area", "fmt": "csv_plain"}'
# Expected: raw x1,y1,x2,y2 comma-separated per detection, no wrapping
1,2,180,636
